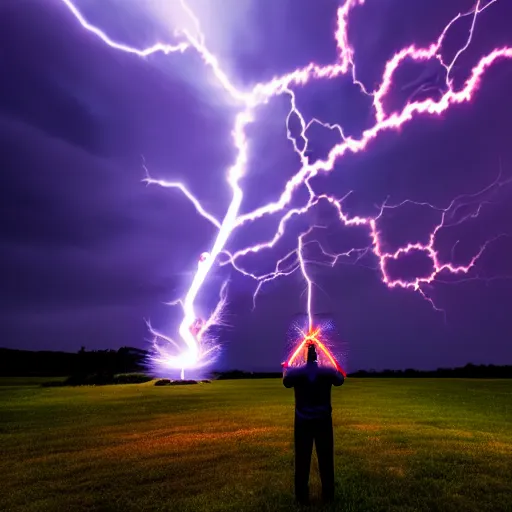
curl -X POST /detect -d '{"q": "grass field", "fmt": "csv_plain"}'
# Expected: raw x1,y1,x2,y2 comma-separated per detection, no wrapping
0,378,511,512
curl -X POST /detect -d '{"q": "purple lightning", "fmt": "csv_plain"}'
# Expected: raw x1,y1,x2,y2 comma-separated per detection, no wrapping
60,0,512,377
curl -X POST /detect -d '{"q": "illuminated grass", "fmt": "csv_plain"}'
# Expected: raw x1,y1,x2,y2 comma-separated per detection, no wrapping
0,379,511,511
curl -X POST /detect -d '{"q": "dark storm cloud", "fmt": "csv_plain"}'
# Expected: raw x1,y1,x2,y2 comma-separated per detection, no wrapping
0,0,232,351
1,0,512,370
224,0,512,371
0,116,182,311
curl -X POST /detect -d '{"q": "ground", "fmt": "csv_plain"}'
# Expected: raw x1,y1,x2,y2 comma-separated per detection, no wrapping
0,378,511,512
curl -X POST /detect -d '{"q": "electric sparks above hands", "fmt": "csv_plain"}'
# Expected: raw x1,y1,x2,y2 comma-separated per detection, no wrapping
60,0,512,377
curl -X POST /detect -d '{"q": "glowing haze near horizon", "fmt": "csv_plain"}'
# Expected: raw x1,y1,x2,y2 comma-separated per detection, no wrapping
3,0,511,376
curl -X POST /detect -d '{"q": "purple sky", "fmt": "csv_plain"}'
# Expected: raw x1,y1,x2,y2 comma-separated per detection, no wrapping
1,0,512,371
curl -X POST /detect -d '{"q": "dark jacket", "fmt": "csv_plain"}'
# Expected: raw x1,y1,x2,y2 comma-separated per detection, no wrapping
283,362,344,420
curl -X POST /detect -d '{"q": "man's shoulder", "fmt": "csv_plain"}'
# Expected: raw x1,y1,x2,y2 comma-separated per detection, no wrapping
288,365,336,375
283,366,306,388
317,366,337,375
286,366,307,377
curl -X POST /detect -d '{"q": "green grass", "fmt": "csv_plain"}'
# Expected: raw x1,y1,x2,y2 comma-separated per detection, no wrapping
0,378,511,512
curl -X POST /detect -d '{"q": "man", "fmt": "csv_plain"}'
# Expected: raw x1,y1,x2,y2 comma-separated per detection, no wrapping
283,344,344,505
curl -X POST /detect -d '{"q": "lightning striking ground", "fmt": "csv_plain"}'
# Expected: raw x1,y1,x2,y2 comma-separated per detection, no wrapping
60,0,512,377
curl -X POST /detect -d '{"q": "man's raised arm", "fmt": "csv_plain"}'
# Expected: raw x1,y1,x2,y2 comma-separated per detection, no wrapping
282,362,295,388
332,358,345,386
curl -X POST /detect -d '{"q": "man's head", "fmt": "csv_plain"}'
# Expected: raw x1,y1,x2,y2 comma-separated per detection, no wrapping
306,343,318,364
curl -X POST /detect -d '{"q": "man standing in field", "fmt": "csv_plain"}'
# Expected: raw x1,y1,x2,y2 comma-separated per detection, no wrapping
282,343,344,505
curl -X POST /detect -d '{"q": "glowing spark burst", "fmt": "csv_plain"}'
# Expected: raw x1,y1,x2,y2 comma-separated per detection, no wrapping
148,281,228,379
285,322,346,377
60,0,512,376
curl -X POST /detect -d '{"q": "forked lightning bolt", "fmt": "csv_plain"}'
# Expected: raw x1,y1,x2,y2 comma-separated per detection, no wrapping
59,0,511,376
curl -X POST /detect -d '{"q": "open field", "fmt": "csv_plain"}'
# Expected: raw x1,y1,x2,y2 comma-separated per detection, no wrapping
0,378,511,512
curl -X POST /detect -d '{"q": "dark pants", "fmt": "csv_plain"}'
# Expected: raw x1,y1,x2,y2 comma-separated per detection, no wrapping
294,415,335,503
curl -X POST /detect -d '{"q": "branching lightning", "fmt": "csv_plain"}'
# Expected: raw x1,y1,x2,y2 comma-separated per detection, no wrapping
60,0,512,377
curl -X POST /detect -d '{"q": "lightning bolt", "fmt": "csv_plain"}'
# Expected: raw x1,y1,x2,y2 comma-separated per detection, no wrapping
59,0,512,377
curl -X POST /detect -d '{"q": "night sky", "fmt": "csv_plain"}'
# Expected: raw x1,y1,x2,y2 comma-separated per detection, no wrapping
1,0,512,372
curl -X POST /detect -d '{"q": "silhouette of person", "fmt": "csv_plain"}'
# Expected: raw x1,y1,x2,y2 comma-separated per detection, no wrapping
283,344,344,505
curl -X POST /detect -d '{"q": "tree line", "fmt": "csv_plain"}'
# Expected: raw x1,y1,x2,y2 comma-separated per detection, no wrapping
0,347,147,377
0,347,510,379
